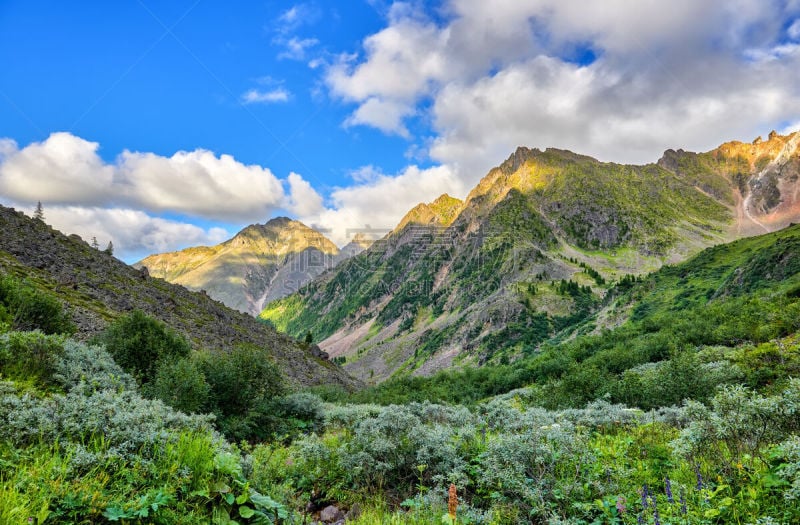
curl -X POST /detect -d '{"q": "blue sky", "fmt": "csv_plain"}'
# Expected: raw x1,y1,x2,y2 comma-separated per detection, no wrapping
2,1,800,262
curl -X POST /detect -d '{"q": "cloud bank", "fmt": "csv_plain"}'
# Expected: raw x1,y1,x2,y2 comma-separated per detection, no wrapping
326,0,800,182
0,133,309,259
0,132,460,255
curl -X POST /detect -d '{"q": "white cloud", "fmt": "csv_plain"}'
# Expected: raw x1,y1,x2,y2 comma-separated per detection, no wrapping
790,18,800,40
299,164,466,245
275,3,321,34
44,206,230,261
344,97,413,136
285,172,324,217
324,0,800,174
0,132,115,205
117,149,287,221
240,88,291,104
277,36,319,60
0,132,326,258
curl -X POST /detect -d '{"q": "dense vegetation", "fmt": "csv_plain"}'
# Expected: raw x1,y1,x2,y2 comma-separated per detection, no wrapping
3,224,800,523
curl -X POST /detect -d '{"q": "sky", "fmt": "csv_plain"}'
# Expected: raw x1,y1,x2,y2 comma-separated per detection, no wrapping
2,0,800,263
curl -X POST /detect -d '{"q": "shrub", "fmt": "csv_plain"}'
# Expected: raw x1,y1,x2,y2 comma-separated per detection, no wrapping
0,275,74,335
146,357,211,414
52,339,136,394
93,310,190,384
0,330,66,387
198,344,286,441
266,392,325,439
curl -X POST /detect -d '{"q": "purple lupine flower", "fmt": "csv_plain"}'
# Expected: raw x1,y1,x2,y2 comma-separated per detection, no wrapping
640,484,649,509
680,489,687,515
616,495,627,516
694,463,704,490
653,504,661,525
665,476,674,503
637,513,645,525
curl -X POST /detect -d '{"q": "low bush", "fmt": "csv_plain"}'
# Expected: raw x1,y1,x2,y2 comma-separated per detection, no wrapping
92,310,190,384
0,274,74,335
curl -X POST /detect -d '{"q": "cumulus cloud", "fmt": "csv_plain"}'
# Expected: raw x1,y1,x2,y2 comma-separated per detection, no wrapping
298,164,466,245
45,206,230,260
790,18,800,40
344,97,413,136
325,0,800,176
0,133,290,223
118,149,286,221
277,36,319,60
285,172,325,217
240,88,291,104
0,132,114,205
0,132,324,259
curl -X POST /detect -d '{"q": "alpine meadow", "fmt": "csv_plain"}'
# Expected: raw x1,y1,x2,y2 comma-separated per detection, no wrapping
3,2,800,524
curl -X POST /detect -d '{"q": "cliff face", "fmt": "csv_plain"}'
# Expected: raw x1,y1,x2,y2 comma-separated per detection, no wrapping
0,205,359,390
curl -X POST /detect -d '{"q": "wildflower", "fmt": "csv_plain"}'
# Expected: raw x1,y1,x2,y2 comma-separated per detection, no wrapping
616,495,627,515
694,463,704,490
448,483,458,521
679,489,687,515
637,513,645,525
664,476,674,503
653,504,661,525
640,484,650,509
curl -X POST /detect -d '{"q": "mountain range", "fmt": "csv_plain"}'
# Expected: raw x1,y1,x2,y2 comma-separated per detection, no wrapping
137,218,373,315
258,130,800,382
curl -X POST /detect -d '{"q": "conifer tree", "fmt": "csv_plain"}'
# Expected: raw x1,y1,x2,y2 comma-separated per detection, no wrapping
104,241,114,256
91,237,100,250
33,201,44,221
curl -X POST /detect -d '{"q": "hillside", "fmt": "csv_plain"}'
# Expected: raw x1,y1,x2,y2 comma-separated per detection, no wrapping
137,218,365,315
0,205,358,389
261,131,800,382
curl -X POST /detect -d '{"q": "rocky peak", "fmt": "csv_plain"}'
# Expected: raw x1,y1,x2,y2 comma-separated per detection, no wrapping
395,193,464,232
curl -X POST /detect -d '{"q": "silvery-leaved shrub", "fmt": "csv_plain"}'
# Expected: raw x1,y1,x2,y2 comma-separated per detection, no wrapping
773,436,800,501
673,379,800,462
52,339,136,394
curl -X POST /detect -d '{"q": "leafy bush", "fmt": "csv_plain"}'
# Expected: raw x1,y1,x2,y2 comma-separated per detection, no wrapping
0,274,74,334
197,344,287,441
52,339,136,394
92,310,190,384
145,356,211,414
0,330,66,387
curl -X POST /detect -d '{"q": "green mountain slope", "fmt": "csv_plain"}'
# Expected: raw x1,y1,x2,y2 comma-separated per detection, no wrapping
262,131,800,382
137,217,357,315
337,223,800,407
0,205,358,389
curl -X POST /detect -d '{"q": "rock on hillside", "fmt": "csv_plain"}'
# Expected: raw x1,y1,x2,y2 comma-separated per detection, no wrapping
0,205,358,389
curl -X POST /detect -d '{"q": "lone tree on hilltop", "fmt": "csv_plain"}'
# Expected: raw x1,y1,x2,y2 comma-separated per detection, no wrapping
91,236,100,250
33,201,44,221
104,241,114,256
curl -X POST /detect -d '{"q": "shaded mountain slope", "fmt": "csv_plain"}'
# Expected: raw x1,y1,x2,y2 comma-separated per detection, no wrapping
262,131,800,382
0,205,358,389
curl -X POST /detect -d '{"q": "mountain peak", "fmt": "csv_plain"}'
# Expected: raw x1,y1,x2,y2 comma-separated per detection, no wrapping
139,217,341,314
395,193,464,232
